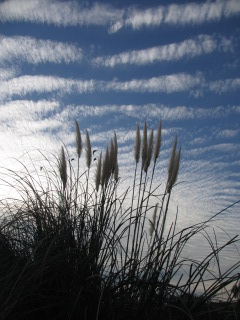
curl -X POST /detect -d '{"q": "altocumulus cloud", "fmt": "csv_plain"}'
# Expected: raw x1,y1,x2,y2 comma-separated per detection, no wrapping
1,0,239,33
105,73,203,93
0,100,61,122
0,35,83,65
209,78,240,94
1,72,239,102
0,73,203,101
93,35,221,67
0,75,96,101
65,104,239,122
0,0,123,27
111,0,240,32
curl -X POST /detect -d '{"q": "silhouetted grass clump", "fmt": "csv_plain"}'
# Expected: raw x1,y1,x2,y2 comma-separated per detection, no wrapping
0,121,239,320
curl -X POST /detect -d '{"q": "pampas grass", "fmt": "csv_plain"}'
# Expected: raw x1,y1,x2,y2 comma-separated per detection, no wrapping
75,120,82,159
59,146,67,190
85,129,92,169
153,120,161,164
0,121,240,320
134,123,141,164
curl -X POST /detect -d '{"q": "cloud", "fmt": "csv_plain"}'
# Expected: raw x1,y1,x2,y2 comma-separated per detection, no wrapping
93,35,221,67
0,67,18,81
1,0,239,33
0,35,83,65
0,73,203,101
217,129,239,138
209,78,240,93
0,0,123,27
105,73,203,93
0,100,60,122
0,75,96,101
65,104,239,122
111,0,240,32
1,72,240,102
97,33,234,67
185,143,239,158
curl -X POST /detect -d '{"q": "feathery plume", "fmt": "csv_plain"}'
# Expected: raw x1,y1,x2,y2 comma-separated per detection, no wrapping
75,120,82,159
113,131,118,167
85,129,92,169
134,123,141,164
59,146,67,190
168,136,177,184
167,146,181,193
113,131,118,181
149,203,158,237
154,120,162,163
141,122,148,170
102,147,110,187
144,129,154,173
95,152,102,192
110,138,115,173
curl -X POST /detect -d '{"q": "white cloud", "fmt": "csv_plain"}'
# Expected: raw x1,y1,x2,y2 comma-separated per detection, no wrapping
185,143,238,157
114,0,240,32
66,104,239,122
0,0,123,27
0,73,203,101
0,35,83,65
217,129,239,138
0,75,96,101
93,35,220,67
1,72,240,101
1,0,239,32
105,73,203,93
0,67,18,81
209,78,240,93
0,100,60,122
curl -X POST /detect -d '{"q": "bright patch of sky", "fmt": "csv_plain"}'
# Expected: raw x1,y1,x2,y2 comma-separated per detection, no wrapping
0,0,240,271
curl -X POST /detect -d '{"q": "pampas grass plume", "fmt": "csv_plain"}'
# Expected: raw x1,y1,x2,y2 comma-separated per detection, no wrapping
167,146,181,193
149,203,158,237
144,128,154,173
134,123,141,164
113,131,118,167
85,129,92,169
113,132,118,181
95,152,102,192
59,146,67,189
154,120,162,163
102,146,110,187
75,120,82,159
110,139,115,173
168,136,177,184
141,122,148,170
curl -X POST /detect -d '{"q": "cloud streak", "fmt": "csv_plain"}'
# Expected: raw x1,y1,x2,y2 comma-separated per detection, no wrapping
0,100,60,122
209,78,240,93
1,72,240,101
104,73,203,93
111,0,240,32
0,75,96,101
93,34,232,67
0,35,83,65
65,104,239,122
0,0,123,27
0,73,203,101
1,0,239,32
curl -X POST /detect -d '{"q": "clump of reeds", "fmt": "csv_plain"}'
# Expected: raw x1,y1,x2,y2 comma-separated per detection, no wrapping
0,120,239,320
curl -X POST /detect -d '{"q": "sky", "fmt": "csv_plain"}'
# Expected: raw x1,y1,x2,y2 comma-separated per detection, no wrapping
0,0,240,274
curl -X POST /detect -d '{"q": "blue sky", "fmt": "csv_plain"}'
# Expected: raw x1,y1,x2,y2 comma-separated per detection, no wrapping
0,0,240,266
